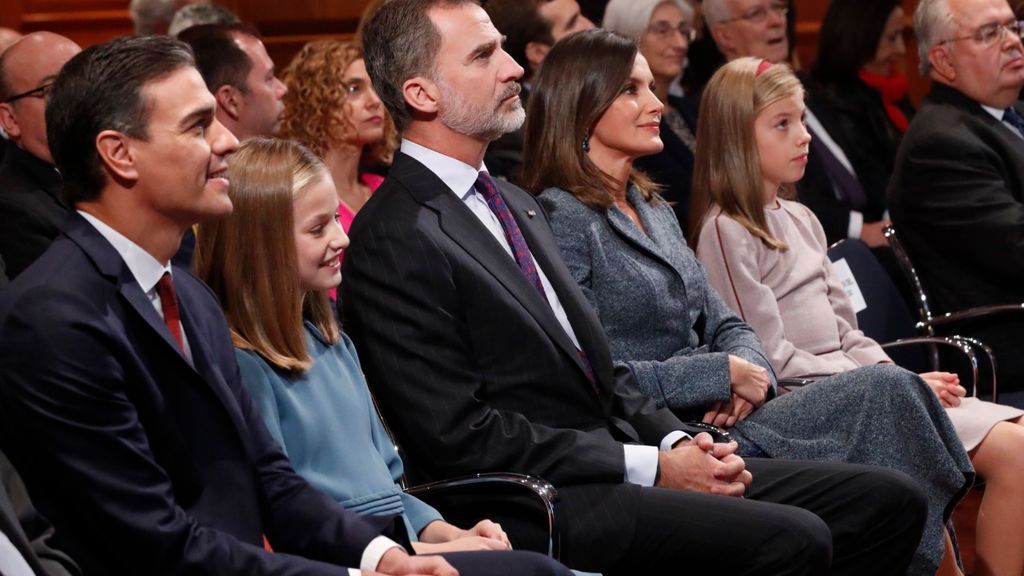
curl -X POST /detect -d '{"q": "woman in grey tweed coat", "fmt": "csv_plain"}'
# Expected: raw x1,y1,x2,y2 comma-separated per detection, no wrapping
521,32,972,576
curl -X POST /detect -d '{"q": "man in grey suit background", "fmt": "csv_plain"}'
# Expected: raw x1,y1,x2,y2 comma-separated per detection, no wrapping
890,0,1024,400
343,0,929,574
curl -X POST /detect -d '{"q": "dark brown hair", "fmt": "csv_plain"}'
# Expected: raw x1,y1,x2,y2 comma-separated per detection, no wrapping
521,28,658,208
46,35,195,204
360,0,478,132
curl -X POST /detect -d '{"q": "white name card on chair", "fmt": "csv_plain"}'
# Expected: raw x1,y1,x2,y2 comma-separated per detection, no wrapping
831,258,868,313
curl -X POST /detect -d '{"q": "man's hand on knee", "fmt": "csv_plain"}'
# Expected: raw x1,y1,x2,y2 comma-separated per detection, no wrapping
655,432,751,496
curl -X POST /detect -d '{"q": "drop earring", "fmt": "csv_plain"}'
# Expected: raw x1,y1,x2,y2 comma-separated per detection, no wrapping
582,130,591,152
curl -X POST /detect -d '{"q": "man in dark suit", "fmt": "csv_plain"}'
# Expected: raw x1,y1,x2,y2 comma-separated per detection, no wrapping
890,0,1024,395
345,1,928,574
0,32,80,281
0,34,551,576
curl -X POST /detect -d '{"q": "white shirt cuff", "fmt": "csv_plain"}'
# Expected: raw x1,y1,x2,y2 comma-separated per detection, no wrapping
660,430,690,451
623,444,659,486
361,535,403,573
847,210,864,240
623,430,691,487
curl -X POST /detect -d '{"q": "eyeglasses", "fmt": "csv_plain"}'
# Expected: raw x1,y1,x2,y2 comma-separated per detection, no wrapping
719,3,789,25
938,20,1024,46
3,82,53,104
647,21,697,42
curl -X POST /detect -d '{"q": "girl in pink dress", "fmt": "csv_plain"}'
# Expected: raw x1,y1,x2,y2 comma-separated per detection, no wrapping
693,57,1024,576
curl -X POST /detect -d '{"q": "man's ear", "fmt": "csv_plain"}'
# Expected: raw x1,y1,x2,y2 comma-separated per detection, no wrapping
524,41,551,74
402,75,441,115
215,84,242,121
928,45,956,83
0,103,21,139
95,130,138,184
708,24,735,59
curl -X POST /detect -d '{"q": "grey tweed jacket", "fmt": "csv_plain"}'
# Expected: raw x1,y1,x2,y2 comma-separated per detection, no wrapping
538,186,774,417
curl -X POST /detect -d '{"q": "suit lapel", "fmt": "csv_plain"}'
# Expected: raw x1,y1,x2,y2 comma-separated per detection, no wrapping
502,188,621,403
393,154,594,383
175,279,250,436
66,215,248,436
606,201,677,275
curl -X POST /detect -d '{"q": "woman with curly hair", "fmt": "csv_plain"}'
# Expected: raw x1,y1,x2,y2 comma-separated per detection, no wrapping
280,39,397,234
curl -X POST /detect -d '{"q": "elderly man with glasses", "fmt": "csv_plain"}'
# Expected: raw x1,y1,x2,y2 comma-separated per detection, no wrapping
889,0,1024,404
0,32,80,281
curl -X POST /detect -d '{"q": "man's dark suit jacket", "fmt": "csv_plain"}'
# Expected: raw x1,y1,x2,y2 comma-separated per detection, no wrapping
0,140,69,280
0,214,400,575
888,81,1024,390
343,152,684,483
342,152,686,564
799,79,891,245
0,449,80,576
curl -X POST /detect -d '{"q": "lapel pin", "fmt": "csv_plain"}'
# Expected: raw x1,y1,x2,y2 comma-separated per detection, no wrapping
526,209,536,218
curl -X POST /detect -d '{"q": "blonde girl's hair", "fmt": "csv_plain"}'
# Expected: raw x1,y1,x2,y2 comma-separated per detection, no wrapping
195,138,340,372
689,57,803,250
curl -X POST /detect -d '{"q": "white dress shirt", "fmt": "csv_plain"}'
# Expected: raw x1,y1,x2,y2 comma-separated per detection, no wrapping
804,109,867,240
400,140,687,486
0,531,35,576
981,104,1024,140
77,212,397,575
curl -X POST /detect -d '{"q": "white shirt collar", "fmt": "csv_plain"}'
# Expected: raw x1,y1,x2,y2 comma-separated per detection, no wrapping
981,104,1005,122
77,210,172,294
400,138,487,200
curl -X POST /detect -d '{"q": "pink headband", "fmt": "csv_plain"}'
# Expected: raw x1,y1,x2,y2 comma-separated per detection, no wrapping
756,59,772,77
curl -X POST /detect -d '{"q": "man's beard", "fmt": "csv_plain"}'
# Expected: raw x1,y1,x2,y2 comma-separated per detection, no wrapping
435,76,525,141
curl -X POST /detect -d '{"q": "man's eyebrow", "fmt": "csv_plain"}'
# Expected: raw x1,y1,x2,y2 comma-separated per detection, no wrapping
566,12,579,31
467,37,500,61
178,105,215,129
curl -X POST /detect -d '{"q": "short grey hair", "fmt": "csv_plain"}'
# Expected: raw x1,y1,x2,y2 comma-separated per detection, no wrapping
603,0,695,39
702,0,733,26
361,0,476,132
169,3,240,37
914,0,954,75
129,0,190,35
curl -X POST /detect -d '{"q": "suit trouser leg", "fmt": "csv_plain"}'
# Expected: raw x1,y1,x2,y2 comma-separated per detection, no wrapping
557,459,925,576
743,458,928,576
434,550,572,576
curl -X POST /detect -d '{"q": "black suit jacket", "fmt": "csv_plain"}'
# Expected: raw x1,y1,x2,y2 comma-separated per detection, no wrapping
342,152,684,489
796,78,889,245
0,213,400,575
888,82,1024,385
0,449,80,576
0,140,69,280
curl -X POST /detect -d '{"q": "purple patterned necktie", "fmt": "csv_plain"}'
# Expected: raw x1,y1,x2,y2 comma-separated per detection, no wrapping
473,171,596,386
474,171,547,297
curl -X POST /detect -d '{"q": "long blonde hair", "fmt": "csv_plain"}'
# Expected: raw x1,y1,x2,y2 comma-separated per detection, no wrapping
195,138,340,372
690,57,803,250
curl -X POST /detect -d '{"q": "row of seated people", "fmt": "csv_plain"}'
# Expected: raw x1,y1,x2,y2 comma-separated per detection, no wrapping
1,1,1024,576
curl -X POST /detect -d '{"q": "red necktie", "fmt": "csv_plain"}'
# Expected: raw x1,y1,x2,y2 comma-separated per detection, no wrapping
156,272,184,351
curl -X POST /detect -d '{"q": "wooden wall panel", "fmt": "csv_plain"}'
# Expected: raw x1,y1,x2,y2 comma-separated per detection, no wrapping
1,0,929,104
